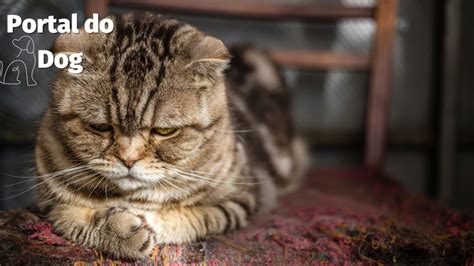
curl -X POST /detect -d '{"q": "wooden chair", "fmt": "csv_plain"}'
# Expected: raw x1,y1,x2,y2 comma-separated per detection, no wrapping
85,0,398,171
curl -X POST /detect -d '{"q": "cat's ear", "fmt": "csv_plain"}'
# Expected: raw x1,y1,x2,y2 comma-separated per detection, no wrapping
53,29,84,52
186,36,230,83
52,27,105,64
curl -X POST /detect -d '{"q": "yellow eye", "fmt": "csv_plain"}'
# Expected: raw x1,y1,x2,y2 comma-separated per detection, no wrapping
152,127,178,136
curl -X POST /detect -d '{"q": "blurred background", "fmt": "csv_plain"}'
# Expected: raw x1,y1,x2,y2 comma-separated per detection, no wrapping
0,0,472,212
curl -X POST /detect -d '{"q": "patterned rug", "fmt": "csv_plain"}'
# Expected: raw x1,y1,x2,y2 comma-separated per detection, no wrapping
0,168,473,264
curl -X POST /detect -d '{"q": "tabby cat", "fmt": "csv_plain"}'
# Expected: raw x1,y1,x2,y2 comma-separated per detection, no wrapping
35,13,306,259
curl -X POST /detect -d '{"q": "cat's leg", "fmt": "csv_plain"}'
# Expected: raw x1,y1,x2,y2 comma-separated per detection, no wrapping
48,204,156,259
147,197,256,243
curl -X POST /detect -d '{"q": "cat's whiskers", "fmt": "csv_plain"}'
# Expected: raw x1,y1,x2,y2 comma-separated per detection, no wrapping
235,134,246,144
104,181,108,201
61,172,104,194
1,166,92,198
173,168,266,185
2,172,66,200
164,172,222,191
188,167,271,184
89,176,106,197
5,168,90,189
172,169,227,185
154,176,170,195
173,172,235,190
63,170,96,189
159,176,189,195
3,178,39,188
74,173,102,192
175,172,260,192
3,164,89,180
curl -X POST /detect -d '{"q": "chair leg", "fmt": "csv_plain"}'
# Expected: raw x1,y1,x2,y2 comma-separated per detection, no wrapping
364,0,398,170
85,0,109,18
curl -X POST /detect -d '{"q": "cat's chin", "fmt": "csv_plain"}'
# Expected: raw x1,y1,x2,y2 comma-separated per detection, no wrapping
111,176,148,190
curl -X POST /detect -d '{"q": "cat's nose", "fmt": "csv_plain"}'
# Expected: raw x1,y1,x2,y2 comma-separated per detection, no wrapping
120,159,137,168
115,134,146,168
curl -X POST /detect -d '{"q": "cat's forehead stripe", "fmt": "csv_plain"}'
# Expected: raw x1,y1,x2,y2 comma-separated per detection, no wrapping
111,86,123,125
106,15,185,132
139,89,158,125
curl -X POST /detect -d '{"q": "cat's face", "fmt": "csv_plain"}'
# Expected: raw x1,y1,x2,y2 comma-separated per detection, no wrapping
50,14,231,191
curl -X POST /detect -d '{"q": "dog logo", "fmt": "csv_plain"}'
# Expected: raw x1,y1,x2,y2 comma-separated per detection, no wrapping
0,35,37,86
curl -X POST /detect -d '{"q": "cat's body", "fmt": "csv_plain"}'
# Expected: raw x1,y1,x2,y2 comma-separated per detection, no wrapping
35,13,306,259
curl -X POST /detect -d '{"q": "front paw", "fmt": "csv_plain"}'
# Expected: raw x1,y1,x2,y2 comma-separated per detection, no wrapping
100,207,156,259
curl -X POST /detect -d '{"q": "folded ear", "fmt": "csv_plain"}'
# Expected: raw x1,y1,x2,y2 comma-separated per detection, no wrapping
186,35,230,83
52,28,97,64
53,14,114,64
53,28,87,53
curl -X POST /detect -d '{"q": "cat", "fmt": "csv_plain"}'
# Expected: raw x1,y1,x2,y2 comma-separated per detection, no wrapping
35,12,307,260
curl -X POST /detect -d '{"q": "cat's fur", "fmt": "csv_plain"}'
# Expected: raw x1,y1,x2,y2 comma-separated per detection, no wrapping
35,13,306,259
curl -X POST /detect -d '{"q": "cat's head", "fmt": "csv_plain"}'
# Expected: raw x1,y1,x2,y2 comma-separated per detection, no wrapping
48,13,232,192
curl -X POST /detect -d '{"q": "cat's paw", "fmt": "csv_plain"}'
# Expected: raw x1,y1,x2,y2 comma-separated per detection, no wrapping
102,207,156,259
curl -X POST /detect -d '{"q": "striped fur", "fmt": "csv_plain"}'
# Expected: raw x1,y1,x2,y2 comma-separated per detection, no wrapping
35,13,306,260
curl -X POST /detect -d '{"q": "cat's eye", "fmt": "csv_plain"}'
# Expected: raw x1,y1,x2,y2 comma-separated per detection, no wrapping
151,127,179,137
88,123,113,133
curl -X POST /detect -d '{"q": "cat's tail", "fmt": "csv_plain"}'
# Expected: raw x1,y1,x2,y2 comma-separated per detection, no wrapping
226,45,309,196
